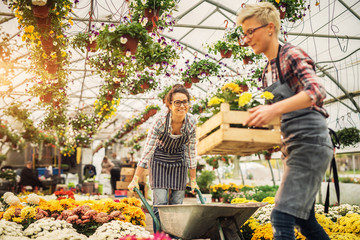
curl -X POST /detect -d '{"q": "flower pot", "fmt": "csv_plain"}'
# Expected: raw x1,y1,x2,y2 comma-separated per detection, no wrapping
148,109,158,117
36,16,51,30
113,82,120,88
121,34,139,55
243,56,253,65
220,49,232,58
184,82,192,89
46,60,58,74
117,71,126,78
32,5,50,18
32,0,47,6
40,36,53,52
191,77,200,83
239,84,248,92
140,82,150,90
278,5,287,19
40,92,52,103
265,153,272,160
86,40,97,52
144,8,160,21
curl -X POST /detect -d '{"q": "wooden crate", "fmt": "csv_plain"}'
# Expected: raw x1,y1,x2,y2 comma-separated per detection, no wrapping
197,103,281,156
116,181,130,190
120,167,135,176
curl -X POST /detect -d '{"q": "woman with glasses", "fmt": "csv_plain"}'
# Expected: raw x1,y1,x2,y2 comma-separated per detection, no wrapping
128,84,199,234
237,3,332,240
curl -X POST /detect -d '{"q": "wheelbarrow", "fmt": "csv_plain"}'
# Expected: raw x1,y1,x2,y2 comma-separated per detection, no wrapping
134,187,267,240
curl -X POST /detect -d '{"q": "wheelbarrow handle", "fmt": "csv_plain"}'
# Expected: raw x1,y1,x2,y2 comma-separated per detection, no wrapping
195,188,206,204
133,187,161,233
186,186,206,204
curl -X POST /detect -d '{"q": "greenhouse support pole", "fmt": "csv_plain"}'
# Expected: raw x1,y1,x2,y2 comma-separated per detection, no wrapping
237,156,245,185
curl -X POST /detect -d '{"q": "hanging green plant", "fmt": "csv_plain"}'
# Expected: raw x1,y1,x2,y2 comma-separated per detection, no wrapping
336,127,360,148
264,0,308,22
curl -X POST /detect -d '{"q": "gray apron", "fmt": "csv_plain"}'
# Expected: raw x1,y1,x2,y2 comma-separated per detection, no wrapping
149,113,189,191
264,45,333,219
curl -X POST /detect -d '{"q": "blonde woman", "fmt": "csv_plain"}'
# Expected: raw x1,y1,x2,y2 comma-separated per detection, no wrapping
237,3,332,240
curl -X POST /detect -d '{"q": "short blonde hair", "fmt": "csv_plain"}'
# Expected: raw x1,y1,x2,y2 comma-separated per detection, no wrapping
237,2,281,36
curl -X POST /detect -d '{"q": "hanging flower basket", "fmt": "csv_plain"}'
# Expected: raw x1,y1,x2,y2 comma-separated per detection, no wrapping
239,84,249,92
36,16,51,30
264,152,272,160
106,95,113,101
279,7,286,19
40,36,53,53
191,77,200,83
148,109,158,117
86,40,97,52
144,8,160,20
117,71,126,78
140,82,150,90
121,34,139,55
220,49,232,58
113,82,120,88
184,81,192,89
32,5,50,18
40,92,52,103
32,0,47,6
45,59,58,74
243,56,253,65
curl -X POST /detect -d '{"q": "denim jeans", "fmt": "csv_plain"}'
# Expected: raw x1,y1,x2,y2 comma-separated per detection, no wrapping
271,205,330,240
152,188,185,235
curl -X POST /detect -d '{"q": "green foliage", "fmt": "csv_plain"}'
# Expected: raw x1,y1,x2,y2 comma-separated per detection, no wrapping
157,85,172,101
336,127,360,148
197,170,216,193
0,169,16,182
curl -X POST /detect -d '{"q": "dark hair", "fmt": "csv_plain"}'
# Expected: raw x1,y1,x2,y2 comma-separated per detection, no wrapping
165,84,191,109
103,156,108,162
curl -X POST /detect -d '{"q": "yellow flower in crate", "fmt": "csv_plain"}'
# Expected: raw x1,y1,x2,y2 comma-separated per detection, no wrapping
238,92,253,107
222,82,238,92
208,96,225,107
260,91,275,100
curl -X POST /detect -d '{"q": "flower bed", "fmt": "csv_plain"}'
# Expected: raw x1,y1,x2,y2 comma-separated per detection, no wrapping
238,200,360,240
0,192,151,239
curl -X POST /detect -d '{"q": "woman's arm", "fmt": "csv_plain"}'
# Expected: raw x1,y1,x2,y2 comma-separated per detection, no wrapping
244,91,311,127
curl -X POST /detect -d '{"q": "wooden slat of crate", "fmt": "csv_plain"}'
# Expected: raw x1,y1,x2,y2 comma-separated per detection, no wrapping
197,103,281,156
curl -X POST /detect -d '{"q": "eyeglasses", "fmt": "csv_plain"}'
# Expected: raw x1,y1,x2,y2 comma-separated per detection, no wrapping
243,24,268,39
172,100,189,107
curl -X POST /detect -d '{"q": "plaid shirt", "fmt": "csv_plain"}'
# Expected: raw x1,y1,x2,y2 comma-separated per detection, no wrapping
263,43,329,118
137,109,198,169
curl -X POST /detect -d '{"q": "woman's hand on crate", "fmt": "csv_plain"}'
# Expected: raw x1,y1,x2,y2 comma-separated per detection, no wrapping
128,175,139,192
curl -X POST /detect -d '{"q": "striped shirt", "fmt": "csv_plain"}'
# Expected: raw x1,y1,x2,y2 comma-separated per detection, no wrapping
138,109,199,169
263,43,328,117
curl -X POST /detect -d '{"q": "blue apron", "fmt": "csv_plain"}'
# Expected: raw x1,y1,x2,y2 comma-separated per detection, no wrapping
149,113,189,191
264,45,333,219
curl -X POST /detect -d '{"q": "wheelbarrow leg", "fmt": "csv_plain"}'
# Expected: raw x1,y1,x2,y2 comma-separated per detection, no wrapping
216,218,226,240
231,216,245,240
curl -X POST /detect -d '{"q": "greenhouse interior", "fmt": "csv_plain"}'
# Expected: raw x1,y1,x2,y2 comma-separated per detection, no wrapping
0,0,359,239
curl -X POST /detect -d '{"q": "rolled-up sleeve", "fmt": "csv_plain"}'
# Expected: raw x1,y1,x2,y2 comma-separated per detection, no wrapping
288,48,327,108
137,119,162,168
185,129,198,169
184,114,199,169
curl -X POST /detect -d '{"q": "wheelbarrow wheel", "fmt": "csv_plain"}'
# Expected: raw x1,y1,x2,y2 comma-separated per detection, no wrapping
210,227,241,240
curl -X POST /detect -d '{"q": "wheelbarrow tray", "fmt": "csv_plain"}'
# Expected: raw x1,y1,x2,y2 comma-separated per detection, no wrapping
156,202,267,239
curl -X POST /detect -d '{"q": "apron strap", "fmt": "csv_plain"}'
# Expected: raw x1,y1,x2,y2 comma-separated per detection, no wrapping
275,44,286,84
324,128,341,213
